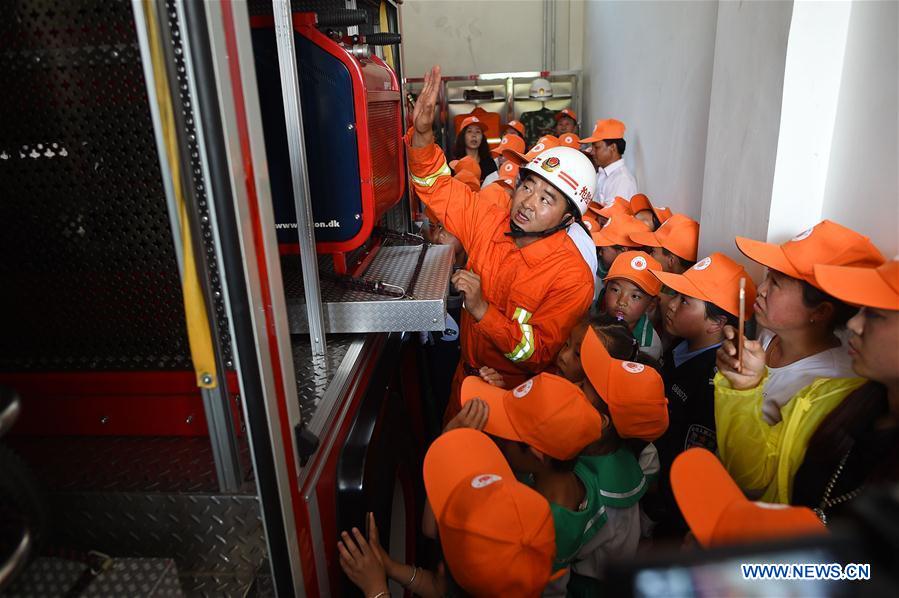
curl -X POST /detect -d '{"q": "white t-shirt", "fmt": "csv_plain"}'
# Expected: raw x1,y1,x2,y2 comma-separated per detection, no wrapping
568,223,600,298
758,328,856,425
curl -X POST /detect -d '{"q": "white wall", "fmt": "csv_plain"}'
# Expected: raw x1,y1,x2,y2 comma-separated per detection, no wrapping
821,0,899,258
581,0,718,218
697,0,794,279
401,0,580,77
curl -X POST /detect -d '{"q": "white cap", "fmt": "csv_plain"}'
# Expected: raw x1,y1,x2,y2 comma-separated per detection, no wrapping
522,147,596,216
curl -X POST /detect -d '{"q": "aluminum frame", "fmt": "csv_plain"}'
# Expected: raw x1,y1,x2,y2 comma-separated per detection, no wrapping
272,0,328,357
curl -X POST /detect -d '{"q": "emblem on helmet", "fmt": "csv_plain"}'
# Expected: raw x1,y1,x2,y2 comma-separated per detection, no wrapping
541,156,561,172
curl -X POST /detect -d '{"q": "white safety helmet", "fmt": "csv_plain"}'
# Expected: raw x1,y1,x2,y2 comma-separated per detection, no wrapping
521,146,596,216
528,77,553,99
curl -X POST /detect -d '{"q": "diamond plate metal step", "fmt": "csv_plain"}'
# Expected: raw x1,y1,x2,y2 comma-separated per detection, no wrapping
283,244,453,333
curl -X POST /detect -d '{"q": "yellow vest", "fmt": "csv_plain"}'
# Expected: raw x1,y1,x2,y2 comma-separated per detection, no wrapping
715,372,866,504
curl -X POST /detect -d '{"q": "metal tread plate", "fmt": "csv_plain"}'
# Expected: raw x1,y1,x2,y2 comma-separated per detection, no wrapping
283,244,453,333
6,557,185,597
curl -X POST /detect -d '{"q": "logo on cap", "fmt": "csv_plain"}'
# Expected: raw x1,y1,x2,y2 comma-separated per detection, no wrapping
471,116,480,122
563,135,574,144
621,361,645,374
541,156,561,172
502,163,514,173
791,227,814,242
513,379,534,398
500,137,508,145
531,143,545,154
631,256,648,271
693,256,712,271
471,474,503,489
584,220,593,231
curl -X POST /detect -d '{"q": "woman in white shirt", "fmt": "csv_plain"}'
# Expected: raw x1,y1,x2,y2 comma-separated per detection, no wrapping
725,220,884,424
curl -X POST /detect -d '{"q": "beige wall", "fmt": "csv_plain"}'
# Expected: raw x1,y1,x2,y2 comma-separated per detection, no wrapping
400,0,582,77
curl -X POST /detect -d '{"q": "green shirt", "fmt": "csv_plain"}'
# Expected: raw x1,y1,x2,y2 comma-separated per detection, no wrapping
546,460,608,570
579,448,647,509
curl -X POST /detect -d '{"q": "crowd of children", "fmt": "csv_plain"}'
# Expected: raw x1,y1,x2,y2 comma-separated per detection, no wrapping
337,65,899,597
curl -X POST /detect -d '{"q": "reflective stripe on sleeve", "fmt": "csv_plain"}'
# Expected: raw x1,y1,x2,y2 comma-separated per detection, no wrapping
505,307,535,362
409,161,452,188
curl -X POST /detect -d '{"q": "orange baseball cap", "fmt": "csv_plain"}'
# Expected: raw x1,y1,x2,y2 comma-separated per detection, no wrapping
458,115,488,135
593,196,634,219
629,194,673,225
591,214,650,247
554,108,577,122
736,220,885,291
453,170,480,192
672,448,826,548
558,133,581,149
605,251,663,296
424,429,556,596
491,133,526,158
651,252,757,317
581,118,626,143
629,213,700,261
580,327,669,441
504,119,526,137
502,135,560,166
497,160,520,189
461,373,602,460
814,260,899,311
582,211,601,233
449,155,481,179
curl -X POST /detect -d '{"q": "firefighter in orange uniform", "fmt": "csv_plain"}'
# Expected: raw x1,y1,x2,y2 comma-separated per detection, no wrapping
409,66,597,421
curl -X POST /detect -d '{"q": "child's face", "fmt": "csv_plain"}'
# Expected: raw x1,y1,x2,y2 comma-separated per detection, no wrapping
599,245,629,269
603,278,655,328
664,292,714,340
555,321,588,382
556,116,576,134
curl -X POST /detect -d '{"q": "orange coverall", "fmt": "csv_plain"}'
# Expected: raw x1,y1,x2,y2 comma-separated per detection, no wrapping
407,131,593,420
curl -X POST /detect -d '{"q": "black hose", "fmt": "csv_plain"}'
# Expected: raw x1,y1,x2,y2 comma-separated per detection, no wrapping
363,32,402,46
315,9,367,27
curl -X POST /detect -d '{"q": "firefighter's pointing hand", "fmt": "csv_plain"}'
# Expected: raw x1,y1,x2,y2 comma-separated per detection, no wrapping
451,269,487,321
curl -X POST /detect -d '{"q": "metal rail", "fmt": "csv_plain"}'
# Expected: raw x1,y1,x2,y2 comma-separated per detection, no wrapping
272,0,328,357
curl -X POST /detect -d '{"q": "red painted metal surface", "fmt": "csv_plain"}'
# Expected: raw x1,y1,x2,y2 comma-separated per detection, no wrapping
250,13,404,267
0,371,240,437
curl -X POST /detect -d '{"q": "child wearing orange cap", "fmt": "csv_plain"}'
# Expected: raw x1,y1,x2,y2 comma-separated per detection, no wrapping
555,108,578,135
671,448,825,548
648,253,757,537
340,428,558,597
717,221,884,425
590,214,651,281
600,251,665,360
630,214,701,351
628,193,672,231
482,133,526,188
459,373,606,580
503,119,526,139
567,327,668,591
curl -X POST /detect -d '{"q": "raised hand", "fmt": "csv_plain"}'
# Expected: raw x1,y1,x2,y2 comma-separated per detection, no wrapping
411,65,442,147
